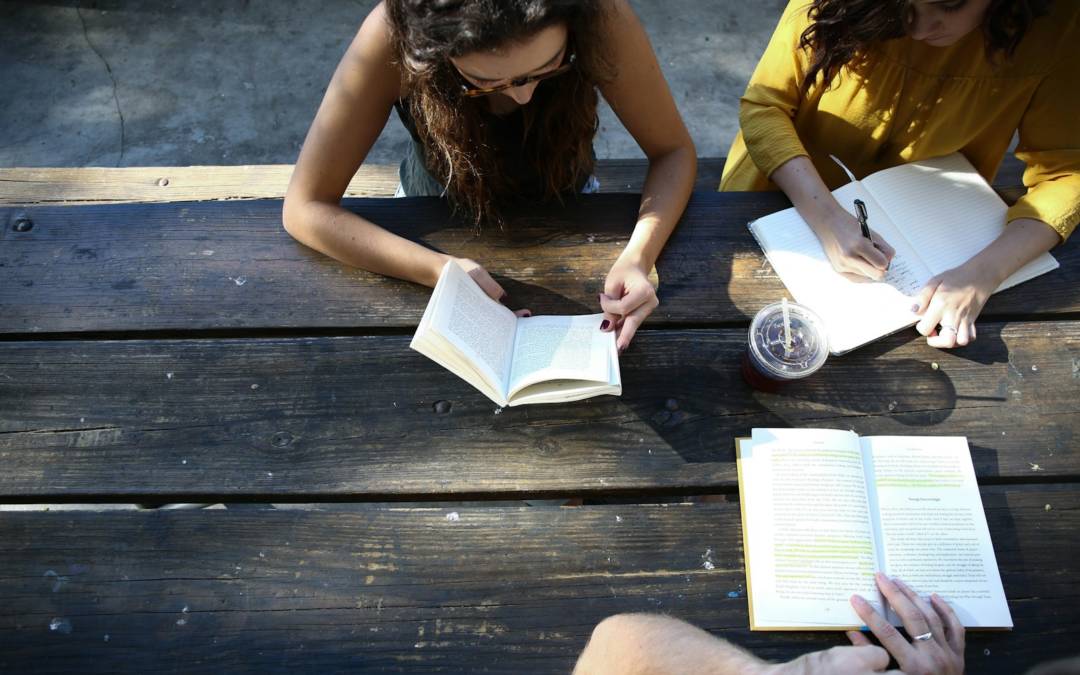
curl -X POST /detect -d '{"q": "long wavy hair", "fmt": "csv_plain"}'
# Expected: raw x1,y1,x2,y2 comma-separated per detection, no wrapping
385,0,613,226
797,0,1053,94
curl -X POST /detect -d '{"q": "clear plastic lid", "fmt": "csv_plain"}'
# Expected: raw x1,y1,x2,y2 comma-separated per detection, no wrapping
747,301,829,380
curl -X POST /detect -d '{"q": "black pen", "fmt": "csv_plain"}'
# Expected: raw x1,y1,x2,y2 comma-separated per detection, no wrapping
853,199,872,243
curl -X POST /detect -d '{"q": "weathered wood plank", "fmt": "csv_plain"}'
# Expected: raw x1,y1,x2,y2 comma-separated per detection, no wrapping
0,156,1026,206
0,485,1075,674
2,193,1075,334
0,164,399,205
1,322,1075,500
0,159,727,205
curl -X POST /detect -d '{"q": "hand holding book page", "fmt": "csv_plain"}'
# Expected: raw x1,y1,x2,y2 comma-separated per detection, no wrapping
737,428,1012,631
865,436,1012,629
411,261,621,407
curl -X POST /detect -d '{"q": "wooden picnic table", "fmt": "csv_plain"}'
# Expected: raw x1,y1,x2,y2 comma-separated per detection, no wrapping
1,158,1077,673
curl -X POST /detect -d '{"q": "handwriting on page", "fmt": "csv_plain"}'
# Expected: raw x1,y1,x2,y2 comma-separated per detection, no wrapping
881,254,925,296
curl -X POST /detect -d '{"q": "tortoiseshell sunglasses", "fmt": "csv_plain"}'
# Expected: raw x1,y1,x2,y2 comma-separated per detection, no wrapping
458,52,576,98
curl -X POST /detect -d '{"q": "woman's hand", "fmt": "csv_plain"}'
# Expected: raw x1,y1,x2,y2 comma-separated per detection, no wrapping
814,209,897,282
769,157,896,282
452,257,531,316
599,257,659,353
912,260,999,348
849,573,966,675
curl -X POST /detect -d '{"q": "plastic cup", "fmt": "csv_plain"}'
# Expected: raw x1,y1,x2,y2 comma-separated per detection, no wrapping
741,301,829,391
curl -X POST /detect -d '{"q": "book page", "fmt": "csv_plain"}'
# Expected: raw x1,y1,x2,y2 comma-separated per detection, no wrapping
740,429,883,628
509,337,620,406
862,153,1058,289
863,436,1013,628
429,261,518,396
506,314,612,398
750,182,930,353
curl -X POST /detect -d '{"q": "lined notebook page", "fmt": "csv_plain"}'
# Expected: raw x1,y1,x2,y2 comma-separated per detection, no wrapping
862,153,1059,290
750,182,931,354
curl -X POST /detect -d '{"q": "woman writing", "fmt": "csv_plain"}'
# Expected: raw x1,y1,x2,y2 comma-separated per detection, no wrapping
284,0,696,351
722,0,1078,349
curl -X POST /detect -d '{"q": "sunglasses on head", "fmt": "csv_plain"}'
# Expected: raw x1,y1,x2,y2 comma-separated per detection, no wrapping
458,51,576,98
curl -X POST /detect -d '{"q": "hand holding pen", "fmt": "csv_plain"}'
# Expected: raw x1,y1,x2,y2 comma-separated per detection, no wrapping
844,198,895,278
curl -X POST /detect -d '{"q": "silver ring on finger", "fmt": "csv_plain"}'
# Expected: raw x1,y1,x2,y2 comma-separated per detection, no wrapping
913,631,934,642
938,325,957,334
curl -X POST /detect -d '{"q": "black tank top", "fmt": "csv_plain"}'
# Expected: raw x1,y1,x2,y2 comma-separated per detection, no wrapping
393,94,592,200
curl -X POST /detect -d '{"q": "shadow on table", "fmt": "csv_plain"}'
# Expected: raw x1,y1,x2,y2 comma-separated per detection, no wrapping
347,193,1017,477
621,349,965,468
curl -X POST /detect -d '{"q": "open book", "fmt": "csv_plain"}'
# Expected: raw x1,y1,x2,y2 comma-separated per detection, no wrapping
736,428,1012,631
410,260,621,407
749,153,1059,353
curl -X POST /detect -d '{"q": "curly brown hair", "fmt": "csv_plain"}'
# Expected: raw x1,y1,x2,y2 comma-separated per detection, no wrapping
385,0,614,226
797,0,1053,95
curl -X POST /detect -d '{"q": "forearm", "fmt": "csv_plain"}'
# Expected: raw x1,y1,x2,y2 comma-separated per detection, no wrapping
573,614,768,675
769,155,844,236
622,146,696,270
283,199,448,287
967,217,1060,286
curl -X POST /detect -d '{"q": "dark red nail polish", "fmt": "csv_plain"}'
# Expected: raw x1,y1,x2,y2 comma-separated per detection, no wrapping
499,293,508,304
600,319,610,331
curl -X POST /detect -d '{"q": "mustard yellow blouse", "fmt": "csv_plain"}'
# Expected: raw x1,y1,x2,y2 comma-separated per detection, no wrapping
720,0,1080,240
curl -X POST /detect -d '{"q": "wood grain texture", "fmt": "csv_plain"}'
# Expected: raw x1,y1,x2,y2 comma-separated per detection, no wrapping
0,164,400,205
0,156,1025,206
0,159,727,205
0,486,1075,674
1,322,1075,500
2,192,1076,334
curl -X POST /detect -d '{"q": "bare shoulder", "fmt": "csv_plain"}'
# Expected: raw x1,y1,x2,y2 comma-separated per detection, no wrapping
593,0,656,82
336,1,402,100
598,0,642,38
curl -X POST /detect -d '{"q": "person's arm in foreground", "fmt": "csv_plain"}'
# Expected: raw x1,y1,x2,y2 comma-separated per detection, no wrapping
574,574,965,675
282,5,508,301
595,0,696,351
572,613,892,675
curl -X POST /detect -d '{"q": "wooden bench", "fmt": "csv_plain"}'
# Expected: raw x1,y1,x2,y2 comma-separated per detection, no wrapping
0,155,1026,205
1,158,1076,673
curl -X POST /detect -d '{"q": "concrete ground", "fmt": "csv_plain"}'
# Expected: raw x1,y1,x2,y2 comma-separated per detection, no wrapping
0,0,787,168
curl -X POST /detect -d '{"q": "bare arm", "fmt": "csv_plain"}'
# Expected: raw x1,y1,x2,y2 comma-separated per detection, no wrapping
596,0,696,349
572,614,768,675
770,156,895,281
573,614,893,675
913,217,1059,348
282,3,452,289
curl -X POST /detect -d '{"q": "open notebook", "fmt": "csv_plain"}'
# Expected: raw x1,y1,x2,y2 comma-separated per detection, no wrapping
749,153,1059,354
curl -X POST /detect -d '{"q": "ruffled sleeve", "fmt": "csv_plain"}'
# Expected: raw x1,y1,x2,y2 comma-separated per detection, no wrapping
1006,30,1080,240
736,0,813,178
